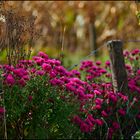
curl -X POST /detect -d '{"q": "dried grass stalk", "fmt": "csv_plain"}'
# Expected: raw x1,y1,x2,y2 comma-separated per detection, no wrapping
0,1,37,65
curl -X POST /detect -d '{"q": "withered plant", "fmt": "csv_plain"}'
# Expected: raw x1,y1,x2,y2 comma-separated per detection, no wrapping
0,1,37,65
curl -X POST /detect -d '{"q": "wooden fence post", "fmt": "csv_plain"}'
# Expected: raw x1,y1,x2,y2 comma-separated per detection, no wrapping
107,40,128,94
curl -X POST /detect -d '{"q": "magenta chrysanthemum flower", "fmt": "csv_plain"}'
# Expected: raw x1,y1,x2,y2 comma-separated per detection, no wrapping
0,107,5,114
118,109,126,116
42,63,51,72
6,74,15,86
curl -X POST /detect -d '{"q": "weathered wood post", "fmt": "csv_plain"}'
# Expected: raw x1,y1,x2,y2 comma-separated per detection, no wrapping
107,40,128,94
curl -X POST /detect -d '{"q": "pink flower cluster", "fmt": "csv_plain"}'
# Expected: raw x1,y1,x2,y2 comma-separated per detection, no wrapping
80,60,108,81
2,65,29,87
0,49,140,139
123,49,140,95
72,114,103,133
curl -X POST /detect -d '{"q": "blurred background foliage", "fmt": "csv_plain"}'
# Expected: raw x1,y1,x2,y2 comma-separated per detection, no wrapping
0,1,140,68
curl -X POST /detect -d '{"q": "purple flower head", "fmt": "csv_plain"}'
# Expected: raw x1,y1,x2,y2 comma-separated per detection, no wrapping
33,56,45,65
94,90,101,95
85,118,94,127
22,75,30,81
0,107,5,114
28,95,33,101
70,70,81,78
109,94,117,103
66,83,75,92
95,119,104,126
50,78,64,86
3,65,14,72
105,60,110,67
0,65,2,69
95,98,103,105
125,64,132,71
13,68,28,78
42,63,52,72
86,75,93,81
6,74,15,86
94,105,101,110
18,78,26,87
137,69,140,75
86,94,94,99
87,114,95,123
112,122,120,130
54,60,61,66
80,122,91,133
80,60,93,70
118,93,128,102
49,70,57,78
118,109,126,116
70,78,85,86
36,70,45,76
76,88,86,99
72,115,83,125
101,110,108,117
100,69,107,74
55,66,67,75
60,76,70,83
131,49,140,56
30,68,36,74
96,61,101,66
38,52,49,59
123,50,130,57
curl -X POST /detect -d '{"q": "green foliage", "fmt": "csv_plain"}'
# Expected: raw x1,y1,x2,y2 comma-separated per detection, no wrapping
132,130,140,139
2,75,81,139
